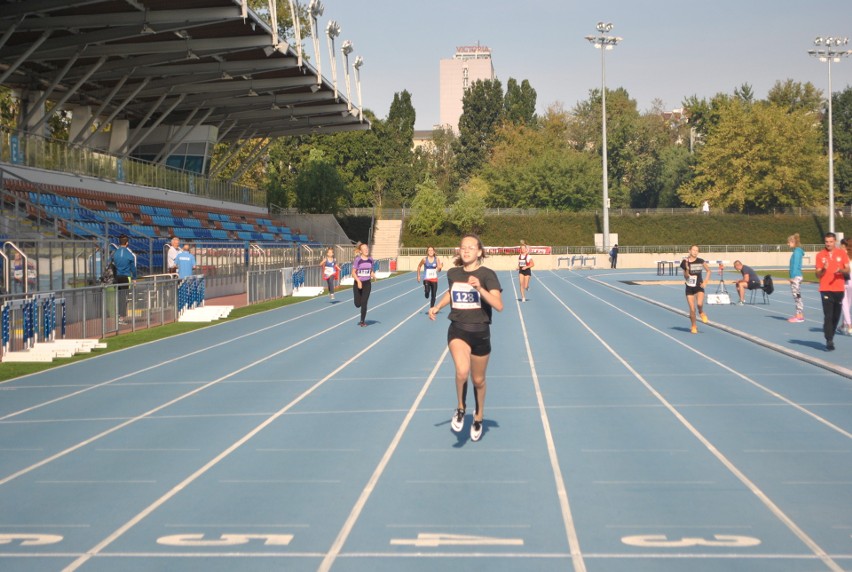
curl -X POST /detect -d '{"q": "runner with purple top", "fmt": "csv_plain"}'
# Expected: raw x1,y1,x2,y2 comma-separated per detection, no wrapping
352,242,375,327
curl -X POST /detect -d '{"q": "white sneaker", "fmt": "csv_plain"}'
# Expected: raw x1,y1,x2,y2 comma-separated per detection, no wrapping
470,418,483,442
451,409,464,432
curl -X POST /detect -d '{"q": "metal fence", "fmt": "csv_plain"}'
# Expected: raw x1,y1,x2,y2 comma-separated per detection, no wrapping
0,126,265,207
247,267,294,305
0,275,185,355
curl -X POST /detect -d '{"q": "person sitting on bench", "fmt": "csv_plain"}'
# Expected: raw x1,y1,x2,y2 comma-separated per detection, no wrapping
733,260,761,305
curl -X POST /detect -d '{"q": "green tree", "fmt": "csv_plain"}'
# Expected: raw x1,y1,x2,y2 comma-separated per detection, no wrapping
380,90,418,206
767,79,822,114
416,126,457,197
454,78,504,182
679,99,827,212
407,177,447,236
568,88,643,208
734,82,755,103
504,78,537,125
293,148,348,215
450,177,487,234
831,86,852,206
485,107,600,210
656,145,694,208
0,87,18,130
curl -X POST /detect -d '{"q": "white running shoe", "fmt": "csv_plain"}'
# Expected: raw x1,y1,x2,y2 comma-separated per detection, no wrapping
470,418,483,441
451,409,464,432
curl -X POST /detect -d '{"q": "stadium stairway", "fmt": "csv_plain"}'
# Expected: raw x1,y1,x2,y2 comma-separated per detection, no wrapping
370,219,401,261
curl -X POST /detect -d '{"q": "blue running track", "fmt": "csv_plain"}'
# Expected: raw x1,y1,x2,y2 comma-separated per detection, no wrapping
0,269,849,571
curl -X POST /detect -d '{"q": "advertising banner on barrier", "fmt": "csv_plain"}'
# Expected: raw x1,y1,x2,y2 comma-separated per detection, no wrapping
457,246,553,256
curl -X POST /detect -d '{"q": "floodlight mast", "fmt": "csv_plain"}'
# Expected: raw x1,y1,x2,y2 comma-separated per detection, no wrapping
809,36,851,234
585,22,622,253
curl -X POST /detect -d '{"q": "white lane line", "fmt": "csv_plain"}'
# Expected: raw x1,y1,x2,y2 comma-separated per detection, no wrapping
37,481,156,484
0,277,417,417
511,273,587,572
593,481,716,485
0,300,342,420
589,273,852,380
404,480,528,485
95,449,200,452
163,523,309,528
582,449,690,454
1,286,423,486
218,480,341,484
560,273,852,441
541,273,846,572
62,298,432,572
317,345,450,572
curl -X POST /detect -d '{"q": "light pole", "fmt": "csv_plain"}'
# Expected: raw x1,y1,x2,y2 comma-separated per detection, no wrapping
586,22,622,253
809,36,851,234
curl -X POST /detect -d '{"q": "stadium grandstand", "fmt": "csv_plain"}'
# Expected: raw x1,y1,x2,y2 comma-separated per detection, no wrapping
0,0,374,358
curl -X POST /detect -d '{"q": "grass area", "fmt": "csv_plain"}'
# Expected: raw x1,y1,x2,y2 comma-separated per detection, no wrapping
0,296,307,383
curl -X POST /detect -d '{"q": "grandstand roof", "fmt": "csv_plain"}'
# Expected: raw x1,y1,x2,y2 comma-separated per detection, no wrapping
0,0,369,141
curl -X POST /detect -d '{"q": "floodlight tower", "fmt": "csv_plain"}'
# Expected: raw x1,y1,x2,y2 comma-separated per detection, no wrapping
809,36,852,233
585,22,622,253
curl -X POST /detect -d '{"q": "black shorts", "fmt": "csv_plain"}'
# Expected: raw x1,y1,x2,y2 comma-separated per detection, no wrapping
518,268,531,276
447,322,492,356
685,285,705,296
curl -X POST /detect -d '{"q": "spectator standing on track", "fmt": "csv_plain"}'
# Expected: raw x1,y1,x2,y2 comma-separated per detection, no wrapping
787,233,806,323
416,246,442,309
428,234,503,442
166,235,180,273
174,243,196,279
321,248,341,301
352,242,375,326
733,260,761,305
815,232,850,351
609,243,619,269
840,238,852,335
113,234,137,326
680,244,711,334
517,243,534,302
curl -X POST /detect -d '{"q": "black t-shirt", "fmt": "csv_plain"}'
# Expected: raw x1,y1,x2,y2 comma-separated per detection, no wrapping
680,257,706,287
446,265,502,325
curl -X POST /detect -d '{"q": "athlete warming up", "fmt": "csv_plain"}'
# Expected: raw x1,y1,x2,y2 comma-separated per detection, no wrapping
428,234,503,442
352,242,375,326
680,244,711,334
416,246,443,309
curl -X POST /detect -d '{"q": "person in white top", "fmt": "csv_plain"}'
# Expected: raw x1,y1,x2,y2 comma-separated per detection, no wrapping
166,235,180,273
517,244,534,302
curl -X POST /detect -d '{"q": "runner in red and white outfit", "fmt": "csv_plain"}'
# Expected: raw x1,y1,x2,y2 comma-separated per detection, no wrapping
320,248,340,301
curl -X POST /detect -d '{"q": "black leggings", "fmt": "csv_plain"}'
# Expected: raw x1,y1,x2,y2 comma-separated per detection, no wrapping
325,277,335,294
353,280,372,322
424,280,438,307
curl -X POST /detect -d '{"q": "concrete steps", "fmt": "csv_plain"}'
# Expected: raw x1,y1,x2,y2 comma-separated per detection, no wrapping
2,339,107,362
371,219,402,260
177,305,233,322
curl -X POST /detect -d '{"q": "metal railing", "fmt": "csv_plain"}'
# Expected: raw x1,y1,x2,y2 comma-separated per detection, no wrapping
0,126,265,208
345,206,844,218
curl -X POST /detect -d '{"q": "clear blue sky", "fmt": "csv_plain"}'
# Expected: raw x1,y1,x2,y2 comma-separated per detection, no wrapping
313,0,852,130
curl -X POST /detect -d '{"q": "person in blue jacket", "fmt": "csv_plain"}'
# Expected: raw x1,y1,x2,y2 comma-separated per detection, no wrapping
112,235,137,325
174,244,197,279
786,233,805,323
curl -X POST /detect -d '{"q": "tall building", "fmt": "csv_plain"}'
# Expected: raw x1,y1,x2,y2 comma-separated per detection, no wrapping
439,44,495,133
